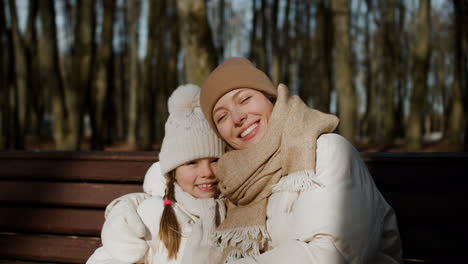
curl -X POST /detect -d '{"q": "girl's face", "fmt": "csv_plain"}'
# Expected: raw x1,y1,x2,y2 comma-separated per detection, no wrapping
212,88,273,150
175,157,218,198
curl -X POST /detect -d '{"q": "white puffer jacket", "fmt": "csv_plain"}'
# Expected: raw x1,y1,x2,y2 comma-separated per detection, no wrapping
229,134,402,264
87,163,226,264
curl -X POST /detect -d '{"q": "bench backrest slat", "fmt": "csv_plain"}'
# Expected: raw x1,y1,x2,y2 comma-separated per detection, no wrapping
0,233,101,264
0,207,104,235
0,181,142,208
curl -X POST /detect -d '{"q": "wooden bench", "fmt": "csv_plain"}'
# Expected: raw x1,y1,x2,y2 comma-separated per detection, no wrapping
0,151,467,263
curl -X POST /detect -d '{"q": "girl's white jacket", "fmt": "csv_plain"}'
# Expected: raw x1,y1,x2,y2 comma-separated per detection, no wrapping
229,133,402,263
87,163,226,264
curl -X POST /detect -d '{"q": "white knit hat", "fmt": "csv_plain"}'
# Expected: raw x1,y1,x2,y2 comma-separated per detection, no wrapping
159,84,225,176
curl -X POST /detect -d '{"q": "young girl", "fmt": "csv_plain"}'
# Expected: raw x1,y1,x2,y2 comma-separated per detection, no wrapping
87,84,225,264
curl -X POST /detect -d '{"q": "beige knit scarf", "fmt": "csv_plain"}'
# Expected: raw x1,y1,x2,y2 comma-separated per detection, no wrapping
213,84,339,262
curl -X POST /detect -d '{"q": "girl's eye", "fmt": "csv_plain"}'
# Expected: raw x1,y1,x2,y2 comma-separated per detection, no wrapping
187,161,197,166
211,158,219,164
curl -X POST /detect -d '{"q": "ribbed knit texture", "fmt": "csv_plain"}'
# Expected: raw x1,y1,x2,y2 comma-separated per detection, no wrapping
159,84,225,176
200,57,278,131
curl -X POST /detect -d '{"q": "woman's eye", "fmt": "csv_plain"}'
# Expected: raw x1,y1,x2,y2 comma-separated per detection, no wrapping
211,158,219,164
216,114,225,123
240,96,251,104
187,161,197,166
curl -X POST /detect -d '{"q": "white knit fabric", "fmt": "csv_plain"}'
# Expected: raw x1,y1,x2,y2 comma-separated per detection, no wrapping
159,84,225,176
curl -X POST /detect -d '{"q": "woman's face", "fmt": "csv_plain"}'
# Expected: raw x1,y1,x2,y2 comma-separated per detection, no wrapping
175,157,218,198
212,88,274,150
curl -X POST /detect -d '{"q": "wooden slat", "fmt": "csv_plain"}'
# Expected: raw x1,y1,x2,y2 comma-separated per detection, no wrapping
0,233,101,264
0,151,159,182
0,181,142,208
0,207,104,235
0,261,57,264
0,151,159,161
0,159,151,182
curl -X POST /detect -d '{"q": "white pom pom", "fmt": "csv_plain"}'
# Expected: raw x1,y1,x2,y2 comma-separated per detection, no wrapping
168,84,201,114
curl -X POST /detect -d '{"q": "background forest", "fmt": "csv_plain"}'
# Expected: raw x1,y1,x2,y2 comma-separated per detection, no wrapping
0,0,467,151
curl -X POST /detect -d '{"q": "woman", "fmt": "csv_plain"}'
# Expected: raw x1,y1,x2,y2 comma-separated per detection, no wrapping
87,84,226,264
199,57,402,263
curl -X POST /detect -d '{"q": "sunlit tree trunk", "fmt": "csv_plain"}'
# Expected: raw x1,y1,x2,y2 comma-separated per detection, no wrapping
406,0,431,151
8,0,28,149
177,0,217,86
331,0,357,144
91,0,115,149
126,0,141,147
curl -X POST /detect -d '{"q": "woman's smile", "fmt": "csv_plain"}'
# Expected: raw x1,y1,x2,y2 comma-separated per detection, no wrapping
213,88,273,150
239,121,259,139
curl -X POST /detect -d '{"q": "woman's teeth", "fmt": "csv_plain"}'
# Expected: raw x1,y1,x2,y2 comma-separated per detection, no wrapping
241,123,258,138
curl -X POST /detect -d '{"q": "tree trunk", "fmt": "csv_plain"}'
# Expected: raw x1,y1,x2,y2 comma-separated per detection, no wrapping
394,0,407,139
8,0,28,149
250,0,268,73
446,0,467,146
362,0,376,140
24,0,42,136
279,0,291,87
381,0,397,147
331,0,357,144
258,0,268,73
65,0,94,150
126,0,141,147
271,0,280,85
0,1,9,148
315,0,332,113
176,0,217,86
91,0,115,149
298,1,314,105
38,0,67,150
249,0,258,63
406,0,431,151
140,0,165,150
155,0,179,145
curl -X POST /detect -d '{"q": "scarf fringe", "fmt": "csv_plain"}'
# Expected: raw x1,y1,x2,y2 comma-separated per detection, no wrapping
214,225,269,261
224,248,259,263
272,170,324,193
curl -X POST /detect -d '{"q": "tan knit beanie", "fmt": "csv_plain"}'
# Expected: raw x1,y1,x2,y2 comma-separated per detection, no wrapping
159,84,225,176
200,57,277,130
